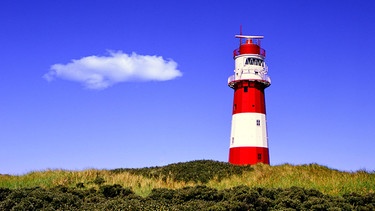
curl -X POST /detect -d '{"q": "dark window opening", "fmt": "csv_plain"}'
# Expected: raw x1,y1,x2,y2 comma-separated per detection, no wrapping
256,119,260,126
245,58,263,66
244,87,248,92
258,153,262,160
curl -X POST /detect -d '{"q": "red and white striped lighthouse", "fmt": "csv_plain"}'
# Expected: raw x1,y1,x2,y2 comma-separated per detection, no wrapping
228,34,271,165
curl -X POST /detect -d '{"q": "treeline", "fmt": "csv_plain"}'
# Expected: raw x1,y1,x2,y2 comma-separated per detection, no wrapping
1,184,374,210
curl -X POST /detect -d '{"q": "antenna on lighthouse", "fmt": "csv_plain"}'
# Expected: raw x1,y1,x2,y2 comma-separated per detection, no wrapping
239,25,243,45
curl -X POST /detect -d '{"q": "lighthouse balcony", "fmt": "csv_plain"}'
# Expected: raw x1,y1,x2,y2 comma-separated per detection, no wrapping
228,72,271,87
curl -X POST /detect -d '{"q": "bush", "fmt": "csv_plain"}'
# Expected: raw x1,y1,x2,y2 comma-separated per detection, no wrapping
99,184,133,198
343,192,375,210
148,188,176,201
0,187,82,210
0,188,11,201
111,160,253,183
93,176,106,185
1,184,375,210
173,186,223,203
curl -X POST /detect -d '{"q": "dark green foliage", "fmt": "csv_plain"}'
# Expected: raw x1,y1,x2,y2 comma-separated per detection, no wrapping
343,192,375,210
149,185,223,204
148,188,176,201
0,188,11,201
1,161,374,209
99,184,133,198
0,184,374,210
111,159,253,183
76,182,85,188
0,187,83,210
92,175,106,185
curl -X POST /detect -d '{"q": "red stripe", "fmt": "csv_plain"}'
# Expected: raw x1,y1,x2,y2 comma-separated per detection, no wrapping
229,147,269,165
239,43,260,55
232,81,267,114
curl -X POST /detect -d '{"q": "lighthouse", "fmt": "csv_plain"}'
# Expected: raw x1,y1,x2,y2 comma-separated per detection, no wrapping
228,34,271,165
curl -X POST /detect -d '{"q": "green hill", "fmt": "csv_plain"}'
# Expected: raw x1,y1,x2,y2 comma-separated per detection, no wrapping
1,160,374,210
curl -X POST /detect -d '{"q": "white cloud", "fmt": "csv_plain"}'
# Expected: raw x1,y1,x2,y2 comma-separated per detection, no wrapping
43,51,182,89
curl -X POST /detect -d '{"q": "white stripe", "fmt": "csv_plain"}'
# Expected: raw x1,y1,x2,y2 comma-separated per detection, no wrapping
230,113,268,148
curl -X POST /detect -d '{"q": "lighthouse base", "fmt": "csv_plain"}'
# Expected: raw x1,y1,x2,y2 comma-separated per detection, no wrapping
229,147,269,165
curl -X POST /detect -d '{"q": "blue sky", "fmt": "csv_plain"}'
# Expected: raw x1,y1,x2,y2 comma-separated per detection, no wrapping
1,0,375,175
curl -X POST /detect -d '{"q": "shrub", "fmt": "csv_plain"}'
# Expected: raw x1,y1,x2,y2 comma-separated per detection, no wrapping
0,185,368,210
222,185,257,202
93,176,106,185
173,186,222,202
0,188,11,202
76,182,85,188
99,184,133,198
148,188,176,201
11,197,44,211
110,160,253,183
206,201,250,211
343,192,375,210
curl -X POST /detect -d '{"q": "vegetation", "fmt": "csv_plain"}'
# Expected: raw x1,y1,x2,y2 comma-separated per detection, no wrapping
0,160,374,209
110,160,253,183
1,184,374,210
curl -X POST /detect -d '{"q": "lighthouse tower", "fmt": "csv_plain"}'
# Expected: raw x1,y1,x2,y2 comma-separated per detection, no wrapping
228,34,271,165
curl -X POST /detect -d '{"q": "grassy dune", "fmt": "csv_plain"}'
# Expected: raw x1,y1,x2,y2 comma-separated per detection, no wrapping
1,160,374,197
210,163,374,196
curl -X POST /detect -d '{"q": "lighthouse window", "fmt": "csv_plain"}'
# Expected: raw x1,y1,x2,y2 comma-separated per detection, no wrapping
244,87,248,92
245,58,249,65
245,58,253,65
258,153,262,160
245,58,263,66
256,119,261,126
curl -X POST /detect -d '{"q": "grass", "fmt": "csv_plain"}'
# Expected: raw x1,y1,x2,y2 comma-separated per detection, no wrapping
0,168,193,197
208,163,375,196
1,161,374,197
